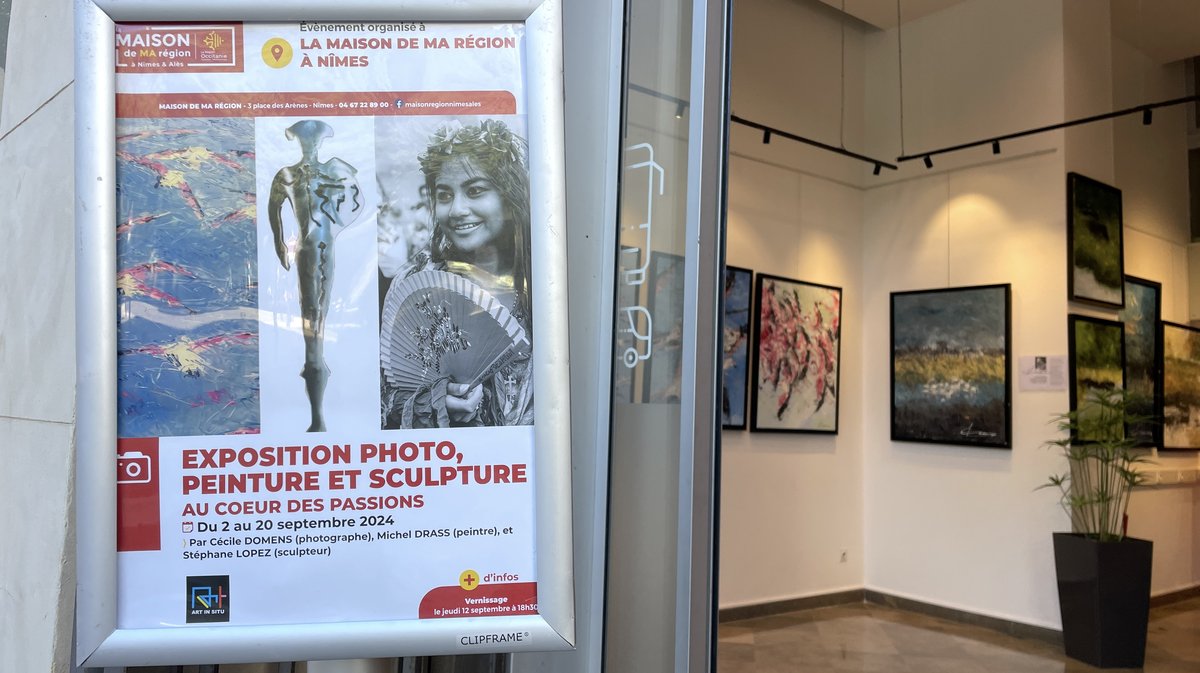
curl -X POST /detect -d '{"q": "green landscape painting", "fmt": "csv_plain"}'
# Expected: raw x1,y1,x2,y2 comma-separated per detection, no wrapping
1162,322,1200,450
1068,172,1124,308
1118,277,1161,447
1068,315,1125,442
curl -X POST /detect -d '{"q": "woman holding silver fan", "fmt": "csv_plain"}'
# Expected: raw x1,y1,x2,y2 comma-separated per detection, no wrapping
380,119,534,429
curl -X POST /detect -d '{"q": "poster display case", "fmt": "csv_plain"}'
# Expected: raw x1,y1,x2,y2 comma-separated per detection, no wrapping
75,0,573,666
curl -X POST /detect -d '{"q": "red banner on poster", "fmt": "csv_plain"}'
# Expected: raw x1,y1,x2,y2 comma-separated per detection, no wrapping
116,91,517,119
117,437,161,551
419,581,538,619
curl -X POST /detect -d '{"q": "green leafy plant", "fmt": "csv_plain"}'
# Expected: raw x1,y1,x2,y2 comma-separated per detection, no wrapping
1042,388,1151,542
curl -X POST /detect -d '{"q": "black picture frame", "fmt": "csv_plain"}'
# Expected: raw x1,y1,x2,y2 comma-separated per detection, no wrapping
1161,321,1200,451
890,284,1012,449
1067,172,1125,309
721,266,753,430
1118,276,1162,448
749,273,842,434
1068,314,1127,444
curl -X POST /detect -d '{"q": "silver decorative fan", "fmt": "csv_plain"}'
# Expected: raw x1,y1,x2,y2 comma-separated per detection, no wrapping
380,269,529,394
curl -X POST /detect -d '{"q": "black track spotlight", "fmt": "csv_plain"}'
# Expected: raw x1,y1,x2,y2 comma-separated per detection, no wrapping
1142,108,1153,125
762,130,771,144
675,102,686,119
992,140,1001,155
873,162,882,176
923,155,933,169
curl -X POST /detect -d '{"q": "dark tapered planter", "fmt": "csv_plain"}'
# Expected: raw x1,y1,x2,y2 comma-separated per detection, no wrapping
1053,532,1153,668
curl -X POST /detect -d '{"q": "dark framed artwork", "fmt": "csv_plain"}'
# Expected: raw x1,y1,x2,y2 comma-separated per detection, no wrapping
1118,276,1162,447
1161,321,1200,451
1068,314,1126,443
1067,172,1125,308
890,284,1012,448
642,252,686,403
750,274,841,433
722,266,753,429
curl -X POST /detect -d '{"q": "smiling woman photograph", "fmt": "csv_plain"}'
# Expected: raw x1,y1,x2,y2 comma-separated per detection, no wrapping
379,118,534,429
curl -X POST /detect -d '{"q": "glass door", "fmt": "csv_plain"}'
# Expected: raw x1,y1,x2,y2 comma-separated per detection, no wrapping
605,0,730,670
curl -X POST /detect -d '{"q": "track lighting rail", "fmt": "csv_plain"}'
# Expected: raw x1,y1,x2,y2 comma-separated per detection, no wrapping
896,94,1200,166
627,82,899,174
730,115,899,173
632,88,1200,174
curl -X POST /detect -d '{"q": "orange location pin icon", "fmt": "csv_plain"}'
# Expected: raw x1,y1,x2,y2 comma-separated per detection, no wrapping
261,38,293,68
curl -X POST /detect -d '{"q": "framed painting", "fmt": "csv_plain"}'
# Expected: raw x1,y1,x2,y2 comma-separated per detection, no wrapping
750,274,841,433
1161,321,1200,450
1067,172,1125,308
1068,314,1126,443
721,266,753,429
890,284,1011,449
75,0,575,666
1118,276,1162,447
642,252,686,403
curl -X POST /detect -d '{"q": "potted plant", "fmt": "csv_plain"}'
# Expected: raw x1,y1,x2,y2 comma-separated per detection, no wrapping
1042,387,1153,668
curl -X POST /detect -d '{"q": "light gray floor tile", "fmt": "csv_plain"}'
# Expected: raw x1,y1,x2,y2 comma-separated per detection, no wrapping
717,597,1200,673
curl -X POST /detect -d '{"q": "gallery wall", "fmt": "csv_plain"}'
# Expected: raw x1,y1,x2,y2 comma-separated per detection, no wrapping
719,0,868,608
860,154,1071,629
723,0,1200,628
859,0,1088,630
1109,18,1200,597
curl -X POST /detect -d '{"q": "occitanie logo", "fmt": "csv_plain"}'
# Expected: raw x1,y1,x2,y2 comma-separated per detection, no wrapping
262,38,293,68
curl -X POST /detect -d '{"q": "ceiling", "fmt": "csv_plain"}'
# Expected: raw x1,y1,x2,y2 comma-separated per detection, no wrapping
817,0,1200,65
816,0,962,30
1110,0,1200,65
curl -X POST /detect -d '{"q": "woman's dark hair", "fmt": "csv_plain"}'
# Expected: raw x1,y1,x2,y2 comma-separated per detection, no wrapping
419,119,531,324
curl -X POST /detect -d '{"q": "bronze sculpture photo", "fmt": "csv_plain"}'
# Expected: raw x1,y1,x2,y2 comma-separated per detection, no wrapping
268,119,363,431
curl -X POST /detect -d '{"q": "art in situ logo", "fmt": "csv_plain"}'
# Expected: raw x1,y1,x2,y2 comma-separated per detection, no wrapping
186,575,230,623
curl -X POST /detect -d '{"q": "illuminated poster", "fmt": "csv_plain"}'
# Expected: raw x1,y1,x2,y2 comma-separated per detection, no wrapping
114,21,539,628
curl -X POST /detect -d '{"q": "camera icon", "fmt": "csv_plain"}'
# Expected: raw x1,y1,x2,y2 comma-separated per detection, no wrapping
117,450,153,484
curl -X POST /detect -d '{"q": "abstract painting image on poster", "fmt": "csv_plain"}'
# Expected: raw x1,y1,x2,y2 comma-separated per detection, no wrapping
891,284,1011,449
750,273,841,433
1162,321,1200,450
722,266,752,429
1118,276,1162,447
116,117,261,438
1067,172,1125,308
1068,314,1126,443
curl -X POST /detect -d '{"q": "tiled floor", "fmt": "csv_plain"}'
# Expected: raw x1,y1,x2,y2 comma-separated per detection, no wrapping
718,597,1200,672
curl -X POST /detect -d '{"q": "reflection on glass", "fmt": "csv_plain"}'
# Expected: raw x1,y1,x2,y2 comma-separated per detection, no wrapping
606,0,694,670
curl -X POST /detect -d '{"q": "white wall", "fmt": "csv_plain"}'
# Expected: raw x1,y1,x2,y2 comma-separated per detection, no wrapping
0,0,76,671
719,0,867,608
861,154,1071,629
730,0,865,185
857,0,1075,630
721,156,865,606
865,0,1066,169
